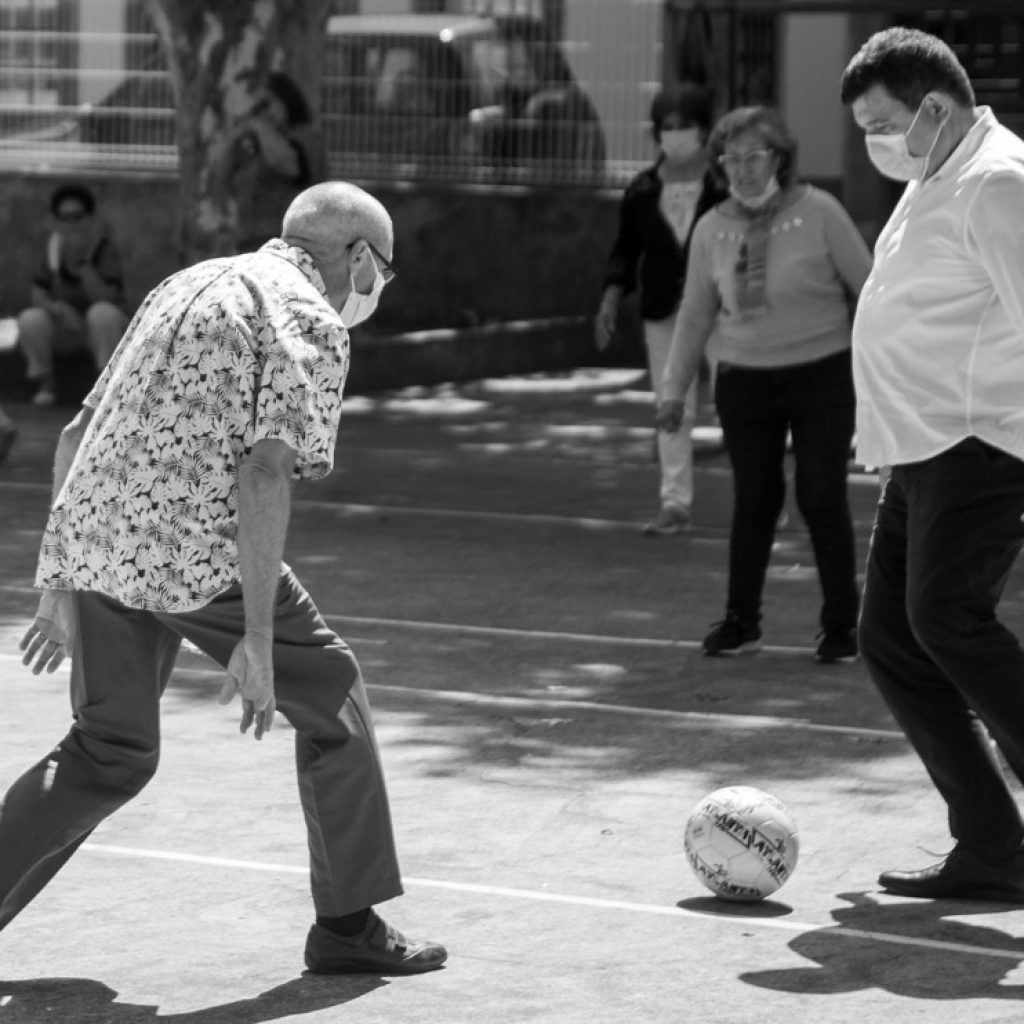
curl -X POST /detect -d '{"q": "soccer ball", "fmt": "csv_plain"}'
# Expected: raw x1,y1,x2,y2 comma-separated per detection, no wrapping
684,786,799,902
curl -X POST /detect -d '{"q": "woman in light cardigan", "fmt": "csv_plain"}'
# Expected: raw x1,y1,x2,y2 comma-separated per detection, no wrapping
657,105,873,662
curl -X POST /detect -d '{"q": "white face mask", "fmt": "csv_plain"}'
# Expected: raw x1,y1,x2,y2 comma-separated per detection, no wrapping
660,128,703,162
865,100,944,182
339,262,384,328
730,175,780,211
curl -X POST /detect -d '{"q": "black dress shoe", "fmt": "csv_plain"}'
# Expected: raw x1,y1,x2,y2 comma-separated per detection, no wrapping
879,845,1024,902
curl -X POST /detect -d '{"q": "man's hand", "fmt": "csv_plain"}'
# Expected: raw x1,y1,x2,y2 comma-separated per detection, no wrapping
593,298,618,351
656,398,686,433
45,299,77,327
218,633,276,740
20,590,76,674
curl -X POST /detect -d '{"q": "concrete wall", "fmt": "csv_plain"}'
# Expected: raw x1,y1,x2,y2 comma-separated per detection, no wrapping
0,173,620,334
779,14,848,182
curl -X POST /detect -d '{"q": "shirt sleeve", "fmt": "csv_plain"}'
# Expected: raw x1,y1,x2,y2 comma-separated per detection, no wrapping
602,180,645,296
93,235,126,305
31,237,55,293
252,312,350,481
661,214,720,400
965,169,1024,340
818,189,873,298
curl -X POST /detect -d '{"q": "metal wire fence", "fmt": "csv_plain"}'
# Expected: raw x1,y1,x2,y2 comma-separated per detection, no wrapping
0,0,664,188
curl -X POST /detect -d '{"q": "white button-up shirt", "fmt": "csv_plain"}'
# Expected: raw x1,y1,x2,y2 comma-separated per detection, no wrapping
36,241,349,613
852,107,1024,468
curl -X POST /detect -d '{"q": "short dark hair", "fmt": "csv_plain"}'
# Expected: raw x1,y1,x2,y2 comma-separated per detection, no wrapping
266,71,313,127
650,82,713,141
49,182,95,216
707,106,798,188
840,27,975,109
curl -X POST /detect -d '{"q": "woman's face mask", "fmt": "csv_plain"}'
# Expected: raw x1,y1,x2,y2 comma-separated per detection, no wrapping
660,128,703,163
729,176,780,212
865,99,945,182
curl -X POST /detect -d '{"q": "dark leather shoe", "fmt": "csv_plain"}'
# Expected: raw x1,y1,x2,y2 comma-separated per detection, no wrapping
304,911,447,974
879,845,1024,902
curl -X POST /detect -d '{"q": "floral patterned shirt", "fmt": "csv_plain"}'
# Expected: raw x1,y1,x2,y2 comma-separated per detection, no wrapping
36,240,349,612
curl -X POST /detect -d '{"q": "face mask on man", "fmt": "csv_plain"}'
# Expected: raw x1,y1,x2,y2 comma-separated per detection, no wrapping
339,261,384,328
730,176,780,212
865,99,945,182
660,128,703,162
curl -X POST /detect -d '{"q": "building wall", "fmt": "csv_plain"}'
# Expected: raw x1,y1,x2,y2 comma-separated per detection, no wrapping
562,0,661,173
79,0,126,104
779,13,847,181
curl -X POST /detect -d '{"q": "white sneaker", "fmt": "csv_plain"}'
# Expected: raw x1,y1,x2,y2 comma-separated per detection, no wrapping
32,388,56,407
643,505,691,536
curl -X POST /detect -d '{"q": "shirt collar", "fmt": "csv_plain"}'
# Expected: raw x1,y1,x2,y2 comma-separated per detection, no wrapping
258,238,328,298
927,105,996,185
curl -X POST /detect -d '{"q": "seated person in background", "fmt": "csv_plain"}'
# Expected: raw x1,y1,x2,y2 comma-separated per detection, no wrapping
210,72,323,253
17,183,129,407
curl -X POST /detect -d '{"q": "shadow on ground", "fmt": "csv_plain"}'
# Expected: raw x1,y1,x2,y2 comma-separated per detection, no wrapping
0,973,387,1024
742,891,1024,1001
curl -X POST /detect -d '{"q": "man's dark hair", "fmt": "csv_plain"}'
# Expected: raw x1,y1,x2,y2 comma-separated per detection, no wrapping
650,81,714,141
49,182,96,216
840,27,975,108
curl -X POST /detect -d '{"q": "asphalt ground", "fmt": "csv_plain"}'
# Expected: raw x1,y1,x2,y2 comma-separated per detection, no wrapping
3,368,1024,1023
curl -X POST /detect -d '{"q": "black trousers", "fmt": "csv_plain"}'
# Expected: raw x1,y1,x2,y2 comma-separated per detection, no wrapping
714,349,859,631
860,438,1024,858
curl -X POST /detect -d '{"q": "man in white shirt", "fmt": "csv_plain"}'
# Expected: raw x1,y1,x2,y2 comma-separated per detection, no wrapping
843,27,1024,901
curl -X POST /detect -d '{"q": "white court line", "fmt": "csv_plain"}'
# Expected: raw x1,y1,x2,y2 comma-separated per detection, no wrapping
79,842,1024,963
3,653,898,740
2,481,872,536
0,584,821,657
324,612,816,657
367,684,903,740
163,664,901,741
0,480,658,532
294,499,658,533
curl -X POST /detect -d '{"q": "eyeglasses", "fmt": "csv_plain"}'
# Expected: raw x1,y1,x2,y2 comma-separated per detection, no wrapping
350,241,396,284
55,208,88,224
718,149,774,171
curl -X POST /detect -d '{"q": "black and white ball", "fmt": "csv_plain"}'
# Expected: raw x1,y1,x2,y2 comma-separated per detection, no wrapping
684,786,800,901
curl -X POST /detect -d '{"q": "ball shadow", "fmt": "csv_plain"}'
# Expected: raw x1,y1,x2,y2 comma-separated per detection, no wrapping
677,895,796,918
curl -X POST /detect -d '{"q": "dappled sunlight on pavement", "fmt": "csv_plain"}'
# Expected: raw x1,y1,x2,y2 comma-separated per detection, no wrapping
4,370,1023,1023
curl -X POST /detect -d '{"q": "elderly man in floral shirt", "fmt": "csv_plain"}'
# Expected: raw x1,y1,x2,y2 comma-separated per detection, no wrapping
0,181,446,976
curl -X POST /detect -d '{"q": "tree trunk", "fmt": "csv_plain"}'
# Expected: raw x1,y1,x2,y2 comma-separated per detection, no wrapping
145,0,331,266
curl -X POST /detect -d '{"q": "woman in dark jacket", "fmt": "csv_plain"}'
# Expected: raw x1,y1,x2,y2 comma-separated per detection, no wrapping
596,82,725,535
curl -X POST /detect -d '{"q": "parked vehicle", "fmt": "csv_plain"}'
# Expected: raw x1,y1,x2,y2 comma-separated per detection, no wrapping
320,13,606,180
0,13,605,183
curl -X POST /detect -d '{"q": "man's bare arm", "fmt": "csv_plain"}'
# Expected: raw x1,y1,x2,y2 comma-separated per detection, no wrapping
218,437,297,740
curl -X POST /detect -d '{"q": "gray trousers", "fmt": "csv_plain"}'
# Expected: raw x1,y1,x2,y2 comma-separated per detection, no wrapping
0,569,403,931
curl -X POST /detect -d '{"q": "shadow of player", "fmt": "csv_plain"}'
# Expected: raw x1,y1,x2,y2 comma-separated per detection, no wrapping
742,890,1024,1000
0,972,388,1023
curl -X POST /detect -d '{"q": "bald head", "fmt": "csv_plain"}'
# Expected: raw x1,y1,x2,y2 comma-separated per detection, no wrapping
281,181,393,266
280,181,393,313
